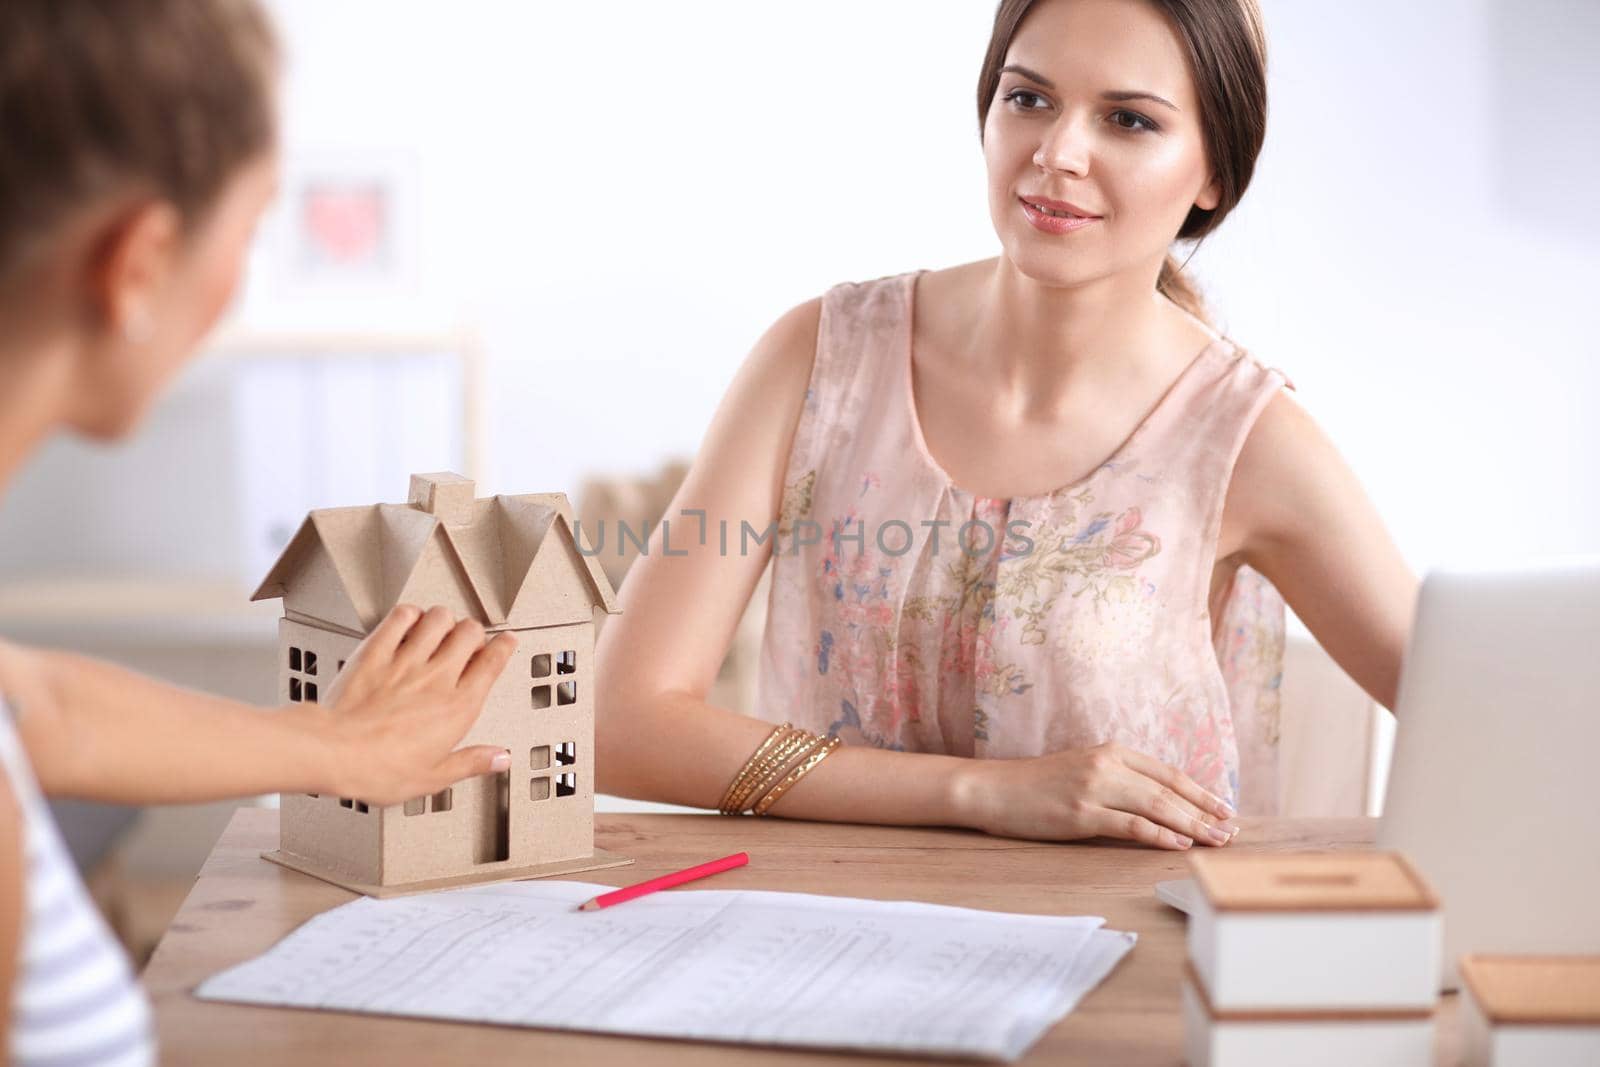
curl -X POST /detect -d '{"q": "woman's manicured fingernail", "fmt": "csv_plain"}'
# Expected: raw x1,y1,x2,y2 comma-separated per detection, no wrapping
1175,834,1193,849
1214,798,1235,818
1205,825,1231,845
491,750,511,772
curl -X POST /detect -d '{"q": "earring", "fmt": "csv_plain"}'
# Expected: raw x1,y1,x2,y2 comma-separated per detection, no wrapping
122,306,153,345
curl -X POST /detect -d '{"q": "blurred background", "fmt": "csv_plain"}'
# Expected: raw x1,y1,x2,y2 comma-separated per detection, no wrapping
0,0,1594,962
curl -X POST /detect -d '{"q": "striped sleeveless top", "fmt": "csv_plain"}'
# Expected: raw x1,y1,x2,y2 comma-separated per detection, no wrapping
1,698,154,1067
756,269,1295,812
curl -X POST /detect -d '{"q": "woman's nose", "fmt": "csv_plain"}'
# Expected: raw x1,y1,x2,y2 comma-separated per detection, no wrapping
1032,117,1091,177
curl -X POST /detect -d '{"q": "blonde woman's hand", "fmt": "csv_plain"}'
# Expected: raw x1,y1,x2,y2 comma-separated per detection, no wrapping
304,604,518,806
954,742,1240,850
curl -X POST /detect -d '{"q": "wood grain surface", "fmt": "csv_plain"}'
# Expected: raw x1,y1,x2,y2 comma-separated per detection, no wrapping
143,810,1463,1065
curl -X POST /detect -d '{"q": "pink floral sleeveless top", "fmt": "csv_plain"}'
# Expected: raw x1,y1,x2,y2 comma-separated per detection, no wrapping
755,270,1297,813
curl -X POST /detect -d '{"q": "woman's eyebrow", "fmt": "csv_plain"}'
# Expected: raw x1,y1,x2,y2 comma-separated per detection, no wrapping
1103,88,1180,112
1000,63,1058,87
999,64,1181,113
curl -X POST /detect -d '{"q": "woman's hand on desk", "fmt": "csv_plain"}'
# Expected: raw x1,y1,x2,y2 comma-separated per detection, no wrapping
304,605,518,806
955,742,1239,849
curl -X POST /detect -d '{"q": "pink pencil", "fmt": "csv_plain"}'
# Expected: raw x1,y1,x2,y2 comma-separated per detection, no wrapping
577,852,749,911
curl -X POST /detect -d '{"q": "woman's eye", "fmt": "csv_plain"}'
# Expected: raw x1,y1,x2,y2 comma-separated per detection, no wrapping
1111,109,1158,133
1004,89,1047,111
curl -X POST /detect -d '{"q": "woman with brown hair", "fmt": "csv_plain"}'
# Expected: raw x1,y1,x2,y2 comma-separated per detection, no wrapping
597,0,1416,845
0,3,517,1061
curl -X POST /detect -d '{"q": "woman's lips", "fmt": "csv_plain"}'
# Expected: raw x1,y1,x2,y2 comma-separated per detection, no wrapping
1020,197,1100,235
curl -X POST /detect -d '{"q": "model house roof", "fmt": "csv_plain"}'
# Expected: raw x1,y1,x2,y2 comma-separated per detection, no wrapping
251,473,620,634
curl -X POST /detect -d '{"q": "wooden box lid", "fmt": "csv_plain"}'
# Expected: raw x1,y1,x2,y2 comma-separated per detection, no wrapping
1459,955,1600,1025
1188,851,1438,912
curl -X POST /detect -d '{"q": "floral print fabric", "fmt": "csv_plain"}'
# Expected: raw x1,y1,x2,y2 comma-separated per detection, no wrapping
755,271,1295,812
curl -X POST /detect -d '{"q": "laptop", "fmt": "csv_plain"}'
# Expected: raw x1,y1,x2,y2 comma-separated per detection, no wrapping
1159,557,1600,991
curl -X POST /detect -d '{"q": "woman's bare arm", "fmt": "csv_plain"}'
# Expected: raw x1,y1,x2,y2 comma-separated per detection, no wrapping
594,298,976,826
595,299,1237,848
0,605,520,806
1231,390,1420,711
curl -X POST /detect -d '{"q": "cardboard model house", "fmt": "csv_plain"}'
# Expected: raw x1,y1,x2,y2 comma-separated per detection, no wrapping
251,472,632,896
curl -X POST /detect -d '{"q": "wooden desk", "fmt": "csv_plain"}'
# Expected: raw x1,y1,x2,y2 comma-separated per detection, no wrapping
145,810,1462,1065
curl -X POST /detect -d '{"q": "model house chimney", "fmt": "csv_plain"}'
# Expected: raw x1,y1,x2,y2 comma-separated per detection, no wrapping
409,472,476,525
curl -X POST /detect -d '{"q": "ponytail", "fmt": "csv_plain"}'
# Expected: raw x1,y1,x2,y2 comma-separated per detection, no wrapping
1157,250,1211,327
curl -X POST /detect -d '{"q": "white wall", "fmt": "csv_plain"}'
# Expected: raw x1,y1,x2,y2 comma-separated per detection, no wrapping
1200,0,1600,573
239,0,1002,495
4,0,1596,588
250,0,1600,567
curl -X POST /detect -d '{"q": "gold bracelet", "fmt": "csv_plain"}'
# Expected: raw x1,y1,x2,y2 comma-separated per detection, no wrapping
717,722,792,814
751,734,838,816
753,735,841,816
726,729,819,812
733,730,822,809
726,728,820,815
724,728,819,814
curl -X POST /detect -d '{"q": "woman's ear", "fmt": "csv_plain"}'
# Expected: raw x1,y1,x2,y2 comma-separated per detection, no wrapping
87,200,182,342
1195,174,1222,213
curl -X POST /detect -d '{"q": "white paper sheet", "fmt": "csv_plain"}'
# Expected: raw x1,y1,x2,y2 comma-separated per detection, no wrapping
197,880,1136,1062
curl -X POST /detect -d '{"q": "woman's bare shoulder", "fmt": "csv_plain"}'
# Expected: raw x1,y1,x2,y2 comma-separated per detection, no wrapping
915,257,995,306
1225,384,1332,558
730,296,823,407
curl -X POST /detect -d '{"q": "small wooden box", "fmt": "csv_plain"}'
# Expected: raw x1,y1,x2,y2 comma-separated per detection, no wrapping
1459,955,1600,1067
1187,850,1441,1011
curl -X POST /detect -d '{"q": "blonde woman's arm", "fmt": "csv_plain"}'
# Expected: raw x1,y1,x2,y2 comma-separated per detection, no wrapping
1230,390,1420,712
595,299,1238,848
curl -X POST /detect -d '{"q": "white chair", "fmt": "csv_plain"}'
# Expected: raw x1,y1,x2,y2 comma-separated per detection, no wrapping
1278,632,1394,817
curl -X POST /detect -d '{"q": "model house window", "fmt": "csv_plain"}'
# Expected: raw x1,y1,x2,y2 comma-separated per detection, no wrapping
531,653,551,678
530,777,550,801
557,681,576,706
287,646,318,676
286,645,319,703
556,772,577,798
530,745,550,769
556,741,576,765
557,650,576,674
402,791,454,817
338,797,367,813
531,685,551,710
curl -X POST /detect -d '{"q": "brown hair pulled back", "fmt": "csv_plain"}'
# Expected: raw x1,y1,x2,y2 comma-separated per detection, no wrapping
0,0,278,284
976,0,1268,326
